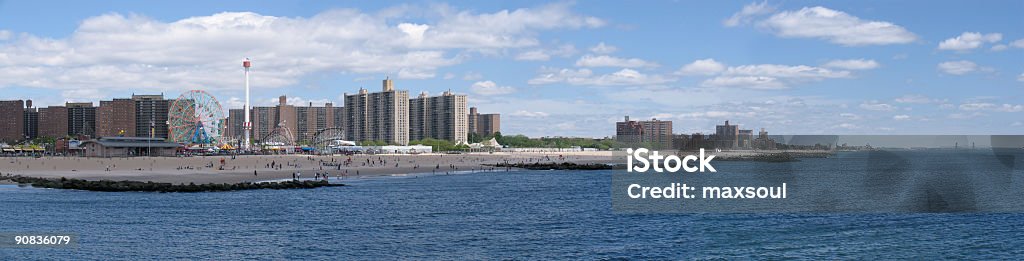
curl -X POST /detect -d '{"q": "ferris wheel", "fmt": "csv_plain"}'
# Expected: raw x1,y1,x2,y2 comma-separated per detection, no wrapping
168,90,225,145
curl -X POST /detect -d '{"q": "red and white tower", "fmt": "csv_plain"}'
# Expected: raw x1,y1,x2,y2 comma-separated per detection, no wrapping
243,58,252,150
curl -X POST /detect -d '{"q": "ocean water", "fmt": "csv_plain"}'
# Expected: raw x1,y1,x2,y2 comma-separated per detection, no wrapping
2,151,1024,259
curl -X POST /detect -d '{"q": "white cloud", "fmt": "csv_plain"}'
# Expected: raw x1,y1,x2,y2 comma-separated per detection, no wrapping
724,64,851,79
397,68,435,79
0,3,604,92
589,42,617,54
755,6,917,46
835,123,858,129
937,60,977,75
685,60,853,89
893,114,910,120
0,30,11,41
676,58,726,75
991,44,1008,51
514,44,577,61
511,110,550,117
723,1,775,27
528,68,673,86
470,81,516,96
894,94,935,104
462,72,483,81
397,23,430,44
839,113,861,120
62,89,105,102
948,112,984,119
443,73,455,79
959,103,1023,112
860,101,895,111
555,122,577,130
937,32,1002,51
1018,72,1024,82
1012,39,1024,48
823,59,879,70
702,76,783,89
515,50,551,61
574,55,658,68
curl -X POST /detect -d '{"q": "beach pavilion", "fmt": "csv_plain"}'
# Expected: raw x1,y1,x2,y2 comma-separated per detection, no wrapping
80,137,182,157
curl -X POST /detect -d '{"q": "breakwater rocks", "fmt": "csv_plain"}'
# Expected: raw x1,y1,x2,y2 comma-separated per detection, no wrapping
0,176,344,193
715,151,834,162
487,162,614,170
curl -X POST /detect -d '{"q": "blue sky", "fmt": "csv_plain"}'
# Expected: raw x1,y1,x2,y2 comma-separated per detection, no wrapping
0,1,1022,137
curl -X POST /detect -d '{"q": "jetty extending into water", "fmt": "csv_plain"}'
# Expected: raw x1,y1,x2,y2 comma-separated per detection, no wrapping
709,150,834,162
0,175,344,193
486,162,614,170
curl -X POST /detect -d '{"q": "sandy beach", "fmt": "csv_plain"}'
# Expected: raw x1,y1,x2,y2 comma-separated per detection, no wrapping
0,151,616,184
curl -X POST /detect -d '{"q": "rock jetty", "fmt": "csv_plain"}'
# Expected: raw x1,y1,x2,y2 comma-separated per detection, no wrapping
1,175,344,193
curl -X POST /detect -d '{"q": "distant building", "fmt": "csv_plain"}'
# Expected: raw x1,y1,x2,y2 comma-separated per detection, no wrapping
410,90,468,143
331,106,345,130
80,137,181,157
226,97,340,144
39,106,68,139
24,100,39,140
132,94,169,139
738,129,754,149
615,116,673,149
67,102,96,138
467,107,500,136
343,78,410,145
296,101,338,143
275,95,298,142
96,98,136,137
250,106,278,142
226,108,246,141
753,128,777,150
0,100,25,143
715,120,739,149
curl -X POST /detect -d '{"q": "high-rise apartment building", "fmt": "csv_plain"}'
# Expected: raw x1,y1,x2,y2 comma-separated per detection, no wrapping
738,129,754,149
250,106,277,142
343,78,409,145
296,102,337,143
410,90,468,143
96,98,137,137
0,100,25,143
67,102,96,138
715,120,739,149
24,106,38,139
332,106,345,130
24,101,39,140
615,116,673,149
275,96,297,142
133,94,169,139
226,96,340,144
467,107,501,136
226,109,245,141
39,106,68,139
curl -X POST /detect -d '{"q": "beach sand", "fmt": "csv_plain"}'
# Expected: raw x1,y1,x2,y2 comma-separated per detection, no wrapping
0,151,615,184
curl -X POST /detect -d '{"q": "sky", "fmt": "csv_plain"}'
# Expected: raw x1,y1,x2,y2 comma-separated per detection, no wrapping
0,0,1022,137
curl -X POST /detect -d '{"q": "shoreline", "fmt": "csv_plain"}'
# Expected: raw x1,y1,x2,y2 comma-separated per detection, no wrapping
0,150,842,185
0,151,616,184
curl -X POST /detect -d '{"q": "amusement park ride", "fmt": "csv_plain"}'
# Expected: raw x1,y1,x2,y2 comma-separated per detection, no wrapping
168,90,226,148
159,59,353,154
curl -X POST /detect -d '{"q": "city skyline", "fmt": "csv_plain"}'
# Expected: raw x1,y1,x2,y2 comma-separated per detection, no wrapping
0,1,1022,137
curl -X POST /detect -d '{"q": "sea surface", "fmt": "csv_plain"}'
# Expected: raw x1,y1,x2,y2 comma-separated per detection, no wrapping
2,151,1023,259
